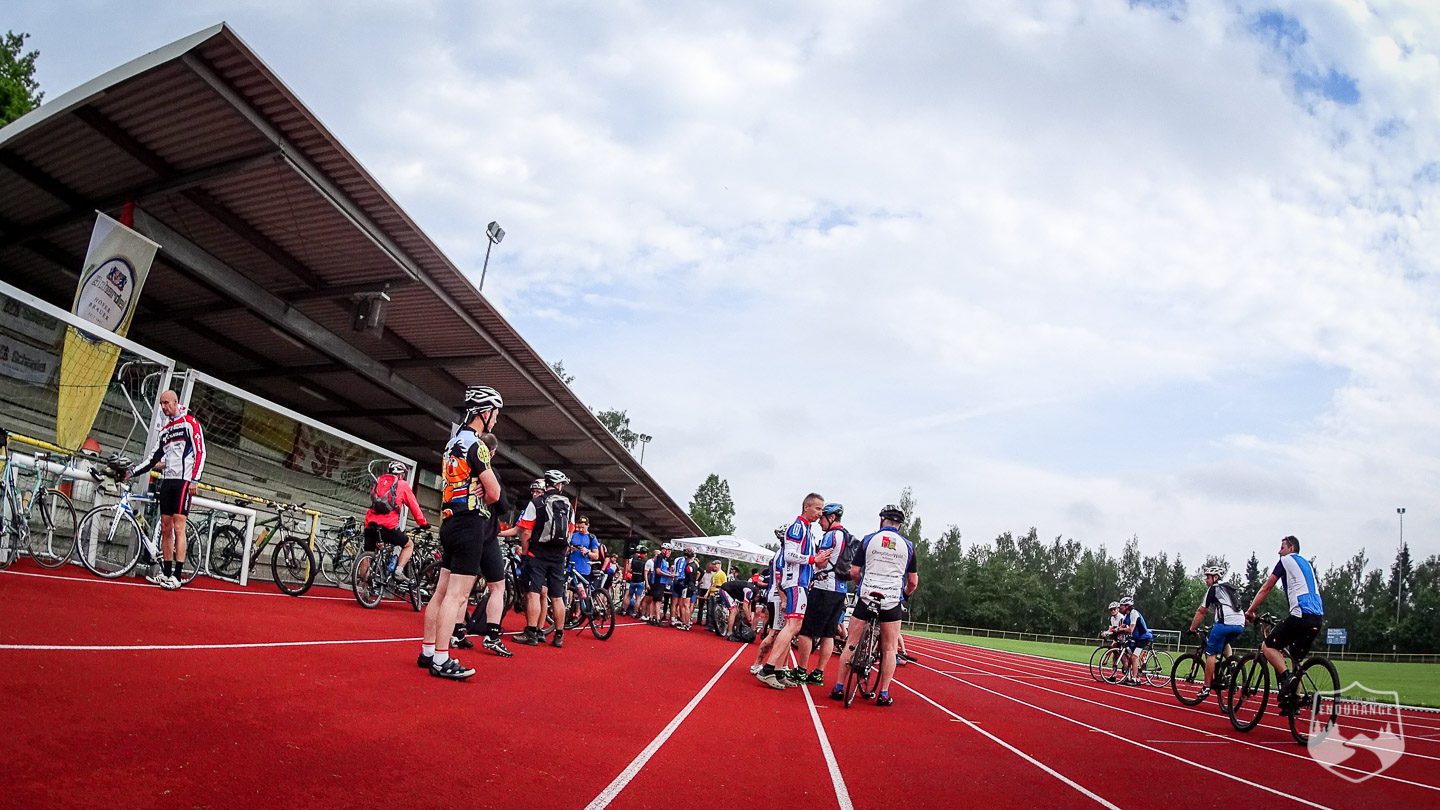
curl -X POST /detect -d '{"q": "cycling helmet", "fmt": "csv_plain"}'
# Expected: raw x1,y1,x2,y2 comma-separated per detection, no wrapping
1119,595,1135,606
774,524,788,540
1202,565,1225,578
529,478,544,491
1107,601,1120,610
386,460,408,476
878,504,906,522
821,502,844,518
543,469,569,486
461,385,503,422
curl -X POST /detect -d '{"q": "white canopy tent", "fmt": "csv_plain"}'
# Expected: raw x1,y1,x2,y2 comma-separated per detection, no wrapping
669,535,775,566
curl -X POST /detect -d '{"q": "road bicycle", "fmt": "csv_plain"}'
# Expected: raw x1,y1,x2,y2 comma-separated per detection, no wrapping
1089,629,1128,682
556,563,617,640
206,498,317,596
353,527,433,610
178,505,247,586
842,591,886,708
74,456,200,582
1098,638,1172,688
1171,629,1239,711
314,516,361,587
1224,613,1340,745
0,433,78,570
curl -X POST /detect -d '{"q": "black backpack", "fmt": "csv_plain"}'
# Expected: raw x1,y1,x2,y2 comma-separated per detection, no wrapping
831,527,859,582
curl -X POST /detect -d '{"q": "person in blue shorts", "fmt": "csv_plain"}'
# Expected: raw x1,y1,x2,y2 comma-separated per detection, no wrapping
1185,566,1245,703
1115,595,1153,685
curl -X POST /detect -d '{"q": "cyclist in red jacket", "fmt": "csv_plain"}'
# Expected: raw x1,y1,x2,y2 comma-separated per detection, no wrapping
364,460,429,580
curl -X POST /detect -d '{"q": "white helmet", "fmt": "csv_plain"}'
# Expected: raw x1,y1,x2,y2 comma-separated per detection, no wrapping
461,385,503,418
774,524,788,540
1202,565,1225,578
1107,601,1120,610
1119,595,1135,606
386,460,408,476
543,469,569,486
529,478,545,491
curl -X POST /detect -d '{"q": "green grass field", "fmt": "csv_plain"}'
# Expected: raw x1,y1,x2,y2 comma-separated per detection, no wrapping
908,630,1440,708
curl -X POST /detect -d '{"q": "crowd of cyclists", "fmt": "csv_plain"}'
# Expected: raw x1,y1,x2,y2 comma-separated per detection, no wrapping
1097,534,1328,721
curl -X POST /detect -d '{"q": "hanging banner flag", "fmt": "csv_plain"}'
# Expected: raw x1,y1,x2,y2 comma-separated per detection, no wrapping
55,211,160,450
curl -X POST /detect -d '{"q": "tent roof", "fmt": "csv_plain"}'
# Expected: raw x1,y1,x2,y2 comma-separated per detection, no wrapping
670,535,775,566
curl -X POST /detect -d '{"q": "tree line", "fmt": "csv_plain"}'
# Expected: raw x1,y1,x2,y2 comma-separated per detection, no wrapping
897,488,1438,653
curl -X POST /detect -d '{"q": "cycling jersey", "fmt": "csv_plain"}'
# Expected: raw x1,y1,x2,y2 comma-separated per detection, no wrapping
1202,583,1245,627
568,530,599,575
441,427,493,518
628,553,647,580
137,407,205,482
1121,609,1153,642
779,516,818,589
1109,613,1124,628
656,555,673,585
810,524,849,595
720,579,752,602
364,474,427,530
1271,554,1325,617
766,547,783,599
517,488,574,554
851,528,916,610
644,557,656,584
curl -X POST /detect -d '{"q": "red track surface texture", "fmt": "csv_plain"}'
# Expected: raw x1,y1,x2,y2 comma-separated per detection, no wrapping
2,562,1437,809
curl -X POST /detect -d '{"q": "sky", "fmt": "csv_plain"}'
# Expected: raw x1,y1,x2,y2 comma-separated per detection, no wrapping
11,0,1439,579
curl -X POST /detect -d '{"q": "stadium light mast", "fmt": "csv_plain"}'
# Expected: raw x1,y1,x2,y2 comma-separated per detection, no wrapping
477,221,505,293
1396,507,1406,646
637,433,652,465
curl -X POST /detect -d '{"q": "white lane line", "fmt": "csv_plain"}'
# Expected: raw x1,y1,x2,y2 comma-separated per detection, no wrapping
791,653,853,810
904,636,1440,766
0,569,355,600
585,644,747,810
0,636,420,651
894,677,1119,809
907,658,1333,809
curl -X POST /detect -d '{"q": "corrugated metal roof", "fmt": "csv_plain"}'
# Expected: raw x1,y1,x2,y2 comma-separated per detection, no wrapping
0,22,699,544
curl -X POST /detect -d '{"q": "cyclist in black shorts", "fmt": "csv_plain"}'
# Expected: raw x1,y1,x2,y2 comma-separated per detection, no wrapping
419,386,506,680
515,470,575,648
127,389,205,590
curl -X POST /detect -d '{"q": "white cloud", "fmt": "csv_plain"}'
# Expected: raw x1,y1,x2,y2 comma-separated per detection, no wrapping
12,0,1439,573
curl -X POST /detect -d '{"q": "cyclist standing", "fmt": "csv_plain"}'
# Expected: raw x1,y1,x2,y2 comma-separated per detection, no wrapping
420,386,504,679
829,504,917,706
1186,566,1245,702
568,515,600,603
1115,595,1153,685
361,461,428,582
516,470,575,649
625,545,647,616
796,502,852,685
757,495,833,690
127,389,204,590
1244,535,1325,715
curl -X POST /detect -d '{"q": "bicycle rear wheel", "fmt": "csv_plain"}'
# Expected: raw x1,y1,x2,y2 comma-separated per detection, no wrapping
412,559,439,612
28,488,77,569
208,524,247,580
271,537,315,596
1226,658,1270,732
1170,653,1206,705
1289,657,1341,746
0,491,21,570
74,508,142,578
590,591,616,640
352,551,383,608
1088,645,1108,682
1144,650,1173,688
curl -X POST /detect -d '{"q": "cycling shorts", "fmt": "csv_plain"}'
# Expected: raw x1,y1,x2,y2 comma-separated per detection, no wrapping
780,586,807,619
439,512,484,577
156,479,194,517
1266,614,1322,657
527,553,566,597
716,591,736,611
363,523,406,552
1206,624,1245,656
852,598,903,624
1126,636,1154,651
628,581,645,596
800,589,847,638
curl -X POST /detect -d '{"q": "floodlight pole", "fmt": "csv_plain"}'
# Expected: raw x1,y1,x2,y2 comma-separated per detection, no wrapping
478,220,505,293
637,434,652,465
1396,507,1406,650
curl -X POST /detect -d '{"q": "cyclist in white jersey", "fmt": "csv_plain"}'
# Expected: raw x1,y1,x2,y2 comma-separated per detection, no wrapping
750,527,792,681
830,504,917,706
756,494,832,690
1185,566,1245,702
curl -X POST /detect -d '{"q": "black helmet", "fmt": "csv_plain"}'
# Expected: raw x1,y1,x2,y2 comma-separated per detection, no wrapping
878,504,905,522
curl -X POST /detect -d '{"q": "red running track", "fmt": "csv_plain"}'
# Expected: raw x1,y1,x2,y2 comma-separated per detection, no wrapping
2,561,1436,809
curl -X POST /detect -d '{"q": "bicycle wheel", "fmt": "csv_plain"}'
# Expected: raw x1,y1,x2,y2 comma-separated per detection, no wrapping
1170,653,1207,706
27,488,77,569
860,628,882,699
1144,650,1173,688
710,602,728,637
590,591,616,640
208,524,247,580
1226,657,1270,732
411,559,439,612
1289,657,1341,746
1088,645,1108,682
1098,647,1126,684
271,537,315,596
352,551,383,608
0,490,21,570
74,508,143,578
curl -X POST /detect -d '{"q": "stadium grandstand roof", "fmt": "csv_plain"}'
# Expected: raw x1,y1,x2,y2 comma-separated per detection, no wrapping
0,22,700,544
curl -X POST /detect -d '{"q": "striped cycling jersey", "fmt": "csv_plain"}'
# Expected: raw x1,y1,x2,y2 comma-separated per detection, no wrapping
140,407,205,481
441,427,492,517
779,516,817,590
1272,554,1325,617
